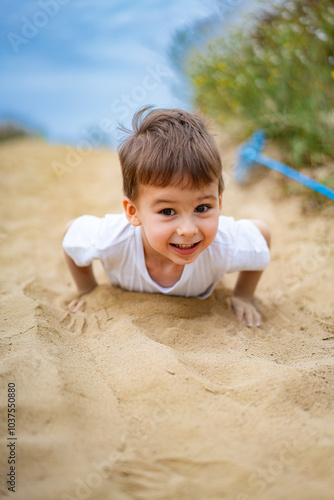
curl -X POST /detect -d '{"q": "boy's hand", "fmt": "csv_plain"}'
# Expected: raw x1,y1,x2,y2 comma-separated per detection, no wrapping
230,295,261,327
68,296,87,313
67,286,97,313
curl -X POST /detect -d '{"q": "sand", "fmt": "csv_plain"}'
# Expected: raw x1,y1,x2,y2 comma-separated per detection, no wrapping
0,136,334,500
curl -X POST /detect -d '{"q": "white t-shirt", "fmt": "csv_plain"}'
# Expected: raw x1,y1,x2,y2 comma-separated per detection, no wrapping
63,213,270,299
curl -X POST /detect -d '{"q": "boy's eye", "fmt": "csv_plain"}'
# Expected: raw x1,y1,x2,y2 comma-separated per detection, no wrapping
195,204,210,213
160,208,175,216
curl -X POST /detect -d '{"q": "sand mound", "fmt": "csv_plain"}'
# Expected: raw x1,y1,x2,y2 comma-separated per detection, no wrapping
0,137,334,500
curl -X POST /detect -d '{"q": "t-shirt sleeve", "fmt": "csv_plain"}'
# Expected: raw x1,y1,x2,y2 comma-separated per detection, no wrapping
225,219,270,273
62,215,102,267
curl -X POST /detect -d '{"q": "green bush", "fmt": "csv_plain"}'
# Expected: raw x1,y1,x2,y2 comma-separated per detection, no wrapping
188,0,334,167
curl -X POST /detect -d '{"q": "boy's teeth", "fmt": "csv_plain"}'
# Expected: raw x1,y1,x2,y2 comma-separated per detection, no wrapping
174,243,195,248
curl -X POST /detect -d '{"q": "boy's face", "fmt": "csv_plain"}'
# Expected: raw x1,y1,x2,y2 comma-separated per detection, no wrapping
123,180,222,267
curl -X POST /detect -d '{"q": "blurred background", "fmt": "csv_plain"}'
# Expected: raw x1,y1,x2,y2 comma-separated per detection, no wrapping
1,0,333,173
0,0,266,146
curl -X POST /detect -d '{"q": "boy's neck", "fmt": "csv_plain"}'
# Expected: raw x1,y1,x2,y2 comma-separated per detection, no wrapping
144,252,185,287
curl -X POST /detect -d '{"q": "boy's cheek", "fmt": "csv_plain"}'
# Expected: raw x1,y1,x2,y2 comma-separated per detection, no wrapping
205,218,220,237
205,224,220,248
145,224,169,243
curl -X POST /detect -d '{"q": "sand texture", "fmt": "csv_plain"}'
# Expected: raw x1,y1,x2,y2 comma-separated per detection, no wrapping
1,137,334,500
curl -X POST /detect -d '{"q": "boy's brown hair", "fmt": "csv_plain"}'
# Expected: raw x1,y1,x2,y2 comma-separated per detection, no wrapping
118,106,224,201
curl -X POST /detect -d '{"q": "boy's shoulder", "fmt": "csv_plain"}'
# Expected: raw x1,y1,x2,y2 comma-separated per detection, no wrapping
100,212,129,228
214,215,241,243
201,216,269,276
215,215,263,241
93,212,134,248
66,212,134,249
213,215,269,254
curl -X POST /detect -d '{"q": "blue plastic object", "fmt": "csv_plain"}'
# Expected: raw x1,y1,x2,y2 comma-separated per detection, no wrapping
234,130,334,201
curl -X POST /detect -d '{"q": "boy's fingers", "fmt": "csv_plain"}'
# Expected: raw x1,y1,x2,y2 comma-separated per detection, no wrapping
233,304,244,323
230,298,245,323
74,299,86,313
68,298,86,313
254,310,261,327
246,307,261,328
68,299,78,312
72,301,81,313
245,309,254,328
230,297,261,327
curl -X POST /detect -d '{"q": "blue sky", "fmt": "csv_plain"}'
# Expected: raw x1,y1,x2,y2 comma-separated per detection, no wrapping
0,0,262,145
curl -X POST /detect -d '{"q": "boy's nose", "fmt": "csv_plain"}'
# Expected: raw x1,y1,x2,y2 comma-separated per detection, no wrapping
176,218,198,238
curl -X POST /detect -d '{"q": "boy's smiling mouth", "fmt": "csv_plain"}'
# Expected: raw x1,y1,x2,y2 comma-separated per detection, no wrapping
170,241,201,255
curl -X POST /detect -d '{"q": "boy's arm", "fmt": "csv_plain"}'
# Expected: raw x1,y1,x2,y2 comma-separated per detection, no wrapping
230,220,271,327
63,251,97,296
63,252,98,312
63,222,98,312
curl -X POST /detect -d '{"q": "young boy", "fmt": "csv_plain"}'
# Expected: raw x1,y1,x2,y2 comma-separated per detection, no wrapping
63,107,270,327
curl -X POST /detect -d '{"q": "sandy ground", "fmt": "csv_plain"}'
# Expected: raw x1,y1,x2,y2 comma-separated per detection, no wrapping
0,135,334,500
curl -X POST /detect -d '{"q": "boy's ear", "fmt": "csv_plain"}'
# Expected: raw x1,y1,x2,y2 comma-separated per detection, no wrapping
123,197,141,226
218,192,223,214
